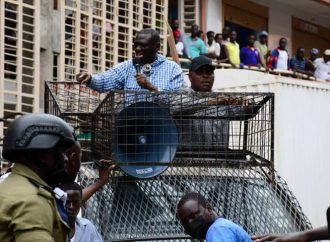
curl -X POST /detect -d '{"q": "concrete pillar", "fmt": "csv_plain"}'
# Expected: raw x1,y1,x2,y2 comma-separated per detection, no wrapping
267,1,292,55
39,0,61,111
205,0,223,34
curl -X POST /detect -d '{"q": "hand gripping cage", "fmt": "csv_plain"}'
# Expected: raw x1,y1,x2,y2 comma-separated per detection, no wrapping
45,83,312,241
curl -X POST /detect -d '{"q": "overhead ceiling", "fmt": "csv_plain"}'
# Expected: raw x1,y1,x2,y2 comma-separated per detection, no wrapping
275,0,330,22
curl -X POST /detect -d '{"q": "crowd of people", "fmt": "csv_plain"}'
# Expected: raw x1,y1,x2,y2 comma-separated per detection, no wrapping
171,19,330,82
1,27,330,242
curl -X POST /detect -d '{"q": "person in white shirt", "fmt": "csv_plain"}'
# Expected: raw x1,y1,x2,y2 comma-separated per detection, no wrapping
276,38,288,70
314,49,330,81
61,182,103,242
174,33,184,57
267,38,289,70
205,31,220,59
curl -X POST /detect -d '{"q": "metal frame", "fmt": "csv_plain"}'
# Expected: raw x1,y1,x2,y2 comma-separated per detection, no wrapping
43,83,312,241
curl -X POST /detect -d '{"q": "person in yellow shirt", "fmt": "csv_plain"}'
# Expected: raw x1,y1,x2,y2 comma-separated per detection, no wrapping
224,30,240,68
254,31,269,70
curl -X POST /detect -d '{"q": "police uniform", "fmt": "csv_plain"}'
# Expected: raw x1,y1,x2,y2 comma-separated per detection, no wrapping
0,162,70,242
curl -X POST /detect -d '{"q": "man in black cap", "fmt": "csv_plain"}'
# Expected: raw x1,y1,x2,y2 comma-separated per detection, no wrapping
176,56,245,152
188,55,216,92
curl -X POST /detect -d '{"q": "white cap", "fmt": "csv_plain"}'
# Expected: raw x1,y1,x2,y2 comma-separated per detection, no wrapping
259,30,268,37
310,48,319,55
324,49,330,56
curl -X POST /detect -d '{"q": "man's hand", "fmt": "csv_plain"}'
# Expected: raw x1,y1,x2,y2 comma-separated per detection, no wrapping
252,232,307,242
98,159,116,185
82,159,116,202
135,73,158,91
208,97,247,106
76,72,91,84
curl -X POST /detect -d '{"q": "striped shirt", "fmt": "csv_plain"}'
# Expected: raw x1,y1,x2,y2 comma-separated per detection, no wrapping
89,54,183,92
289,57,306,71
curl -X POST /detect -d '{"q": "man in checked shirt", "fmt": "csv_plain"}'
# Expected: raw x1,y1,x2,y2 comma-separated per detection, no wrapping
76,28,184,92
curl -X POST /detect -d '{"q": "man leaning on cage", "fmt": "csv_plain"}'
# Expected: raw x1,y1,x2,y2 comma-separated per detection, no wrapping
76,28,184,92
172,55,256,154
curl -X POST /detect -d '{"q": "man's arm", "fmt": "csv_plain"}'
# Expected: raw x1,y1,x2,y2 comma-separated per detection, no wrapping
10,195,57,242
15,231,54,242
289,59,313,76
259,53,268,69
76,62,127,92
252,226,329,242
200,40,208,56
82,160,115,203
166,63,184,91
267,50,275,69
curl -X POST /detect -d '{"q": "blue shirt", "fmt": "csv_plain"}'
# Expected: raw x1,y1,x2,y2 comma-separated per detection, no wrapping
89,54,183,92
73,217,103,242
240,46,259,66
206,218,252,242
289,57,306,71
186,37,207,59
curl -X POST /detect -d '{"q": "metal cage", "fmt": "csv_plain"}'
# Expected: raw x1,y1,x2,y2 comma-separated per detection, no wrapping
79,162,311,242
45,82,104,158
92,91,274,166
44,83,312,242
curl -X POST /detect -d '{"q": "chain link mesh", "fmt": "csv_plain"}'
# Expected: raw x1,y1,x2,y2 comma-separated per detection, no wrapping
78,162,311,241
45,82,312,241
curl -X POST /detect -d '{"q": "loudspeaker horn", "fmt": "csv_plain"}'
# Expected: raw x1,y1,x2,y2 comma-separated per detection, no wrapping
114,101,178,179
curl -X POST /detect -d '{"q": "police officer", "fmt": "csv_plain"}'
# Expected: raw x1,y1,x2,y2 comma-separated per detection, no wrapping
0,113,77,242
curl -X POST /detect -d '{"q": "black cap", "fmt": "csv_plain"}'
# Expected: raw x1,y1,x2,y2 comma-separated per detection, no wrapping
189,56,215,72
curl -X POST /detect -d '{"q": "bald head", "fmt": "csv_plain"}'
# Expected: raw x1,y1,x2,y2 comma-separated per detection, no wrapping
65,141,82,175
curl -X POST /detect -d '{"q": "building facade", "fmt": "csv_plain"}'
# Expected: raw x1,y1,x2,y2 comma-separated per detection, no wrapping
0,0,168,138
1,0,330,228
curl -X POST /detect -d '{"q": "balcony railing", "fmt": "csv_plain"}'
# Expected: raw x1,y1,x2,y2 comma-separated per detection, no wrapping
170,57,326,83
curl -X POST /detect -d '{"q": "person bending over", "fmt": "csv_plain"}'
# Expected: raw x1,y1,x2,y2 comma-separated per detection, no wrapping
177,192,252,242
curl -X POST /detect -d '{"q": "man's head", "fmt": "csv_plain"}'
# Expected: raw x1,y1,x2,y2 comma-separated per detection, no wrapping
230,30,237,42
177,192,216,239
134,28,160,64
171,19,179,30
197,30,205,41
279,37,287,50
206,31,215,43
215,33,223,44
190,24,199,37
310,48,319,61
189,56,215,92
259,30,268,44
323,49,330,63
296,47,305,60
222,26,231,40
248,34,256,46
2,113,77,187
63,141,82,184
61,182,83,220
